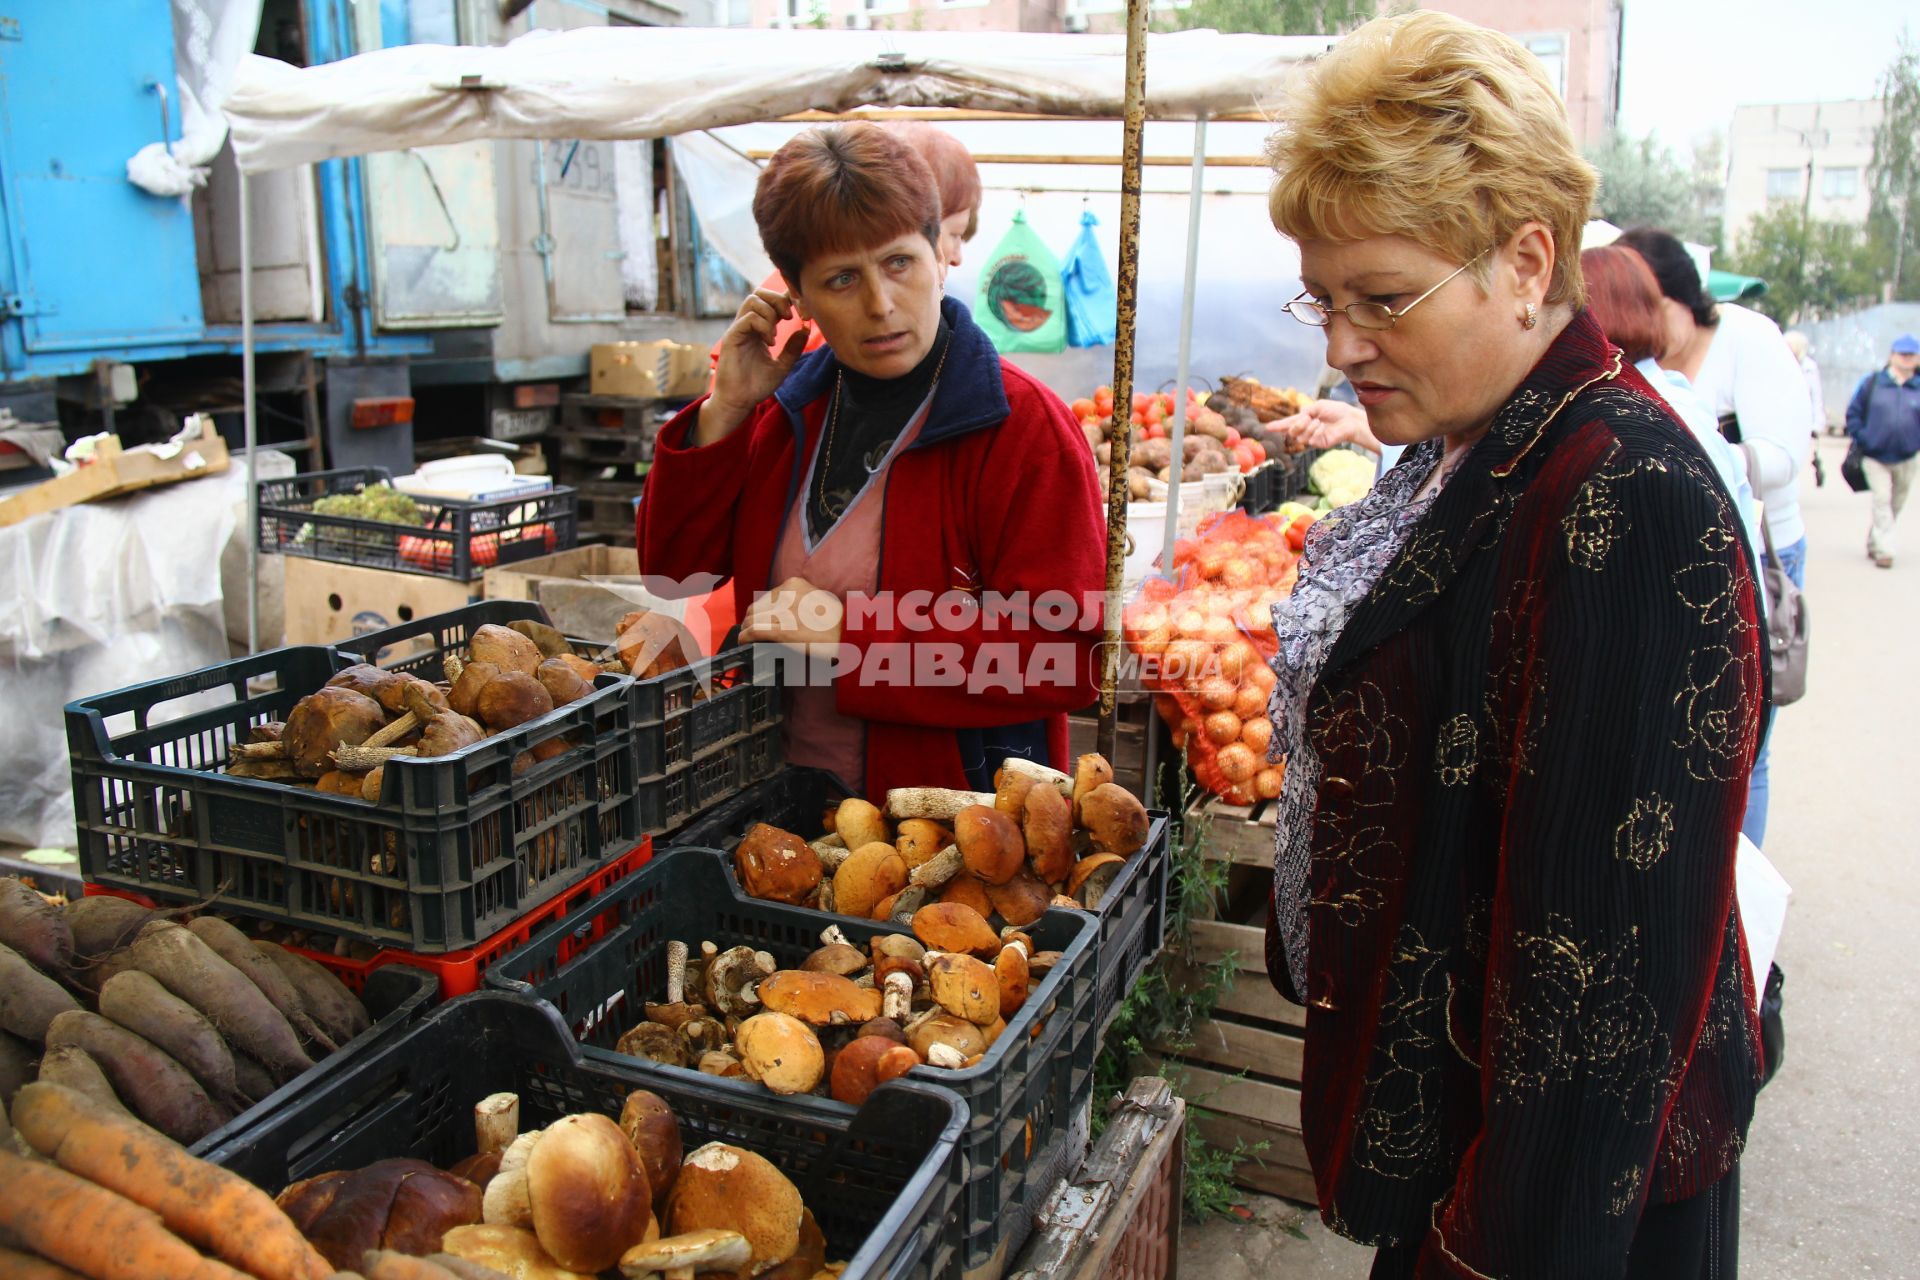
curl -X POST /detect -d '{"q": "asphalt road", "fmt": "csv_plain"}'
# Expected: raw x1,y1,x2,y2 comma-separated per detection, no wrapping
1180,435,1919,1277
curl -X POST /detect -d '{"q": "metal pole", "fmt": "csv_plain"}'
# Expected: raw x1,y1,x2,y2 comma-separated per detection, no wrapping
241,169,260,656
1098,0,1149,764
1159,116,1207,583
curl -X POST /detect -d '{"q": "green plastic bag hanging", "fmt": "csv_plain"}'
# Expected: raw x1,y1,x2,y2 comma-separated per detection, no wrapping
975,210,1067,354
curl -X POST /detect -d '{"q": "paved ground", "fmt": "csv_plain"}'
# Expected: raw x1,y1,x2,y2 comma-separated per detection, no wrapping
1180,436,1920,1277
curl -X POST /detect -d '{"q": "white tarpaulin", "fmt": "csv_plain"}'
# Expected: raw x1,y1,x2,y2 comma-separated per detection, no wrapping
224,26,1328,174
129,0,264,196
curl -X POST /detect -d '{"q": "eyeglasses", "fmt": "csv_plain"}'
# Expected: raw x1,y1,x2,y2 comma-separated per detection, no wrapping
1285,250,1491,331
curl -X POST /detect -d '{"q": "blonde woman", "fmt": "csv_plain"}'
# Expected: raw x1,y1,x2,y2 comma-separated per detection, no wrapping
1260,13,1767,1277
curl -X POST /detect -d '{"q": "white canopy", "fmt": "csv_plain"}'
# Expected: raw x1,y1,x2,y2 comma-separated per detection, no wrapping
223,25,1329,173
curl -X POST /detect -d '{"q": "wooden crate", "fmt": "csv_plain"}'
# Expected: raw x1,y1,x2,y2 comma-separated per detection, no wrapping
573,481,644,546
1148,796,1314,1206
559,391,686,433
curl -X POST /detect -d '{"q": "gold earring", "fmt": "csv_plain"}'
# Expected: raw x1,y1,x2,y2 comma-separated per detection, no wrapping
1523,303,1539,330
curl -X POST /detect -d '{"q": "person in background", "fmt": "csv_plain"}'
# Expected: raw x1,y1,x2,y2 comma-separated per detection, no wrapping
1784,330,1828,485
639,124,1103,799
1844,333,1920,569
1584,244,1764,582
1620,225,1805,847
1261,13,1765,1276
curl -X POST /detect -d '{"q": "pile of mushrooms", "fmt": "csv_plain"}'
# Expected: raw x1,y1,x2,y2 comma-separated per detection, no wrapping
732,754,1150,930
430,1087,847,1280
224,621,617,802
616,904,1063,1104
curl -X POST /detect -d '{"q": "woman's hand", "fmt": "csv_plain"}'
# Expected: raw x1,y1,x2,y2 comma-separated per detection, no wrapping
1273,398,1382,456
740,576,844,651
698,290,811,446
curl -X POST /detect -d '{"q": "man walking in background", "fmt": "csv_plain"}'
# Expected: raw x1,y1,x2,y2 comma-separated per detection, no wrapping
1845,334,1920,568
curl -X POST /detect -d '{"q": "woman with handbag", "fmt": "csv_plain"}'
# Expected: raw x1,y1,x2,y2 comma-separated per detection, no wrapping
1261,13,1769,1276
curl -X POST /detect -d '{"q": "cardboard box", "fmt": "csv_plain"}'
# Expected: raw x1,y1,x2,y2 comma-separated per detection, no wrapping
284,557,476,659
482,544,639,602
0,418,229,528
589,341,709,400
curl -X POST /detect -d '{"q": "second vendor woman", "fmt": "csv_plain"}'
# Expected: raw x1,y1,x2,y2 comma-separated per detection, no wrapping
637,124,1105,799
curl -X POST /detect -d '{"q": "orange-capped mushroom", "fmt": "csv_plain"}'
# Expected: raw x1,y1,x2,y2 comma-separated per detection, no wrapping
954,805,1025,886
1022,784,1073,886
735,824,825,906
911,902,1000,955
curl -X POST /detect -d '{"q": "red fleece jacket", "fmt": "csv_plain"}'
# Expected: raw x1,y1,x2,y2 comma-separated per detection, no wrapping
636,300,1106,801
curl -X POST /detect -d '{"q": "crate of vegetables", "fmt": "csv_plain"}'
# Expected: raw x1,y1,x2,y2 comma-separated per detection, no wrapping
257,466,577,582
202,991,968,1280
485,845,1098,1276
0,876,436,1159
66,615,643,951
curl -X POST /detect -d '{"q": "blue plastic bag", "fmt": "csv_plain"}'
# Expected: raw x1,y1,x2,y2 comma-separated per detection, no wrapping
1062,210,1116,348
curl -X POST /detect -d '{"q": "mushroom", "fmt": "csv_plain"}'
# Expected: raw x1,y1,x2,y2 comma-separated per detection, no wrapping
911,903,1000,956
880,970,914,1023
986,871,1050,928
285,686,387,778
992,770,1038,819
1080,782,1149,856
704,946,774,1017
906,846,964,890
829,1036,921,1106
833,843,908,920
809,838,851,873
906,1013,987,1066
953,806,1025,886
537,657,594,708
938,872,995,921
696,1051,744,1078
679,1017,727,1056
618,1090,682,1208
873,953,925,1000
616,610,693,679
1022,784,1074,886
507,618,575,660
476,1093,521,1157
471,623,544,676
418,711,487,758
521,1113,655,1273
832,798,891,852
665,1144,804,1277
883,787,995,823
735,1012,825,1095
997,756,1074,799
449,660,502,719
754,971,882,1027
995,943,1031,1019
483,1129,543,1227
925,952,1000,1026
893,820,952,869
618,1229,752,1280
735,825,824,906
873,886,927,926
328,663,404,700
857,1016,908,1045
753,1210,829,1280
1028,951,1063,979
869,934,926,964
616,1022,689,1069
315,769,367,797
1071,753,1116,826
477,671,556,732
441,1224,592,1280
1069,852,1126,908
800,943,868,978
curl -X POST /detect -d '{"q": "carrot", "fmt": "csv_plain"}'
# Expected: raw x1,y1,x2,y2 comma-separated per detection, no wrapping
361,1252,466,1280
0,1244,90,1280
10,1082,333,1280
0,1148,252,1280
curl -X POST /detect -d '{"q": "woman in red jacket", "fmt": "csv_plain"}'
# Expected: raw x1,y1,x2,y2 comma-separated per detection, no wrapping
638,123,1104,800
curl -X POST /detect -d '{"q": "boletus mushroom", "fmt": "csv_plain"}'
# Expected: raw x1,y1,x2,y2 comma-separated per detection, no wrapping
449,660,501,719
754,970,882,1027
734,1012,824,1095
441,1223,591,1280
285,686,387,778
939,872,995,921
618,1090,682,1209
735,825,824,906
830,1035,921,1106
833,798,891,853
911,902,1000,956
1071,753,1116,826
926,952,1000,1027
665,1143,804,1277
618,1228,752,1280
893,819,952,869
471,623,544,676
986,871,1050,928
1022,784,1074,886
523,1113,655,1273
833,842,908,921
536,657,594,708
1080,782,1149,856
1069,852,1127,908
616,610,693,679
507,618,574,660
953,805,1025,886
800,942,868,978
906,1012,987,1068
477,670,556,732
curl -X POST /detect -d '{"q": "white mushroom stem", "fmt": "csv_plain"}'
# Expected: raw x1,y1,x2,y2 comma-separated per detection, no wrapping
473,1093,519,1157
997,757,1075,798
444,654,465,685
330,744,418,771
813,840,851,872
883,971,913,1021
819,924,853,948
666,940,689,1005
740,981,761,1007
908,846,964,889
1000,938,1030,962
884,787,995,823
753,951,776,975
927,1043,968,1069
361,712,420,750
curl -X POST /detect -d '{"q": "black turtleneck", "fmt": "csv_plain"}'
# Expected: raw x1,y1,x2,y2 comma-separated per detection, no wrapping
806,319,951,543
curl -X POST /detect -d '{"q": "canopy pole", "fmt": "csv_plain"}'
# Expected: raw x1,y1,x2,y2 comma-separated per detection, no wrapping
241,169,260,657
1098,0,1150,765
1159,115,1207,602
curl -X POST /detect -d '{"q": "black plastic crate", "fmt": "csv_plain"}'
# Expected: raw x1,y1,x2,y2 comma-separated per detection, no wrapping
188,963,436,1157
257,466,579,582
203,992,964,1280
66,644,643,952
671,766,1169,1050
1237,460,1283,514
485,846,1099,1276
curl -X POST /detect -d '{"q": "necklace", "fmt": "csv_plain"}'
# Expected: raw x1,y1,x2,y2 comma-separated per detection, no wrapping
817,332,952,493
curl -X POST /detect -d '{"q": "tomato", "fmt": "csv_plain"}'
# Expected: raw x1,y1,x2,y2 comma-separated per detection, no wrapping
1223,427,1241,447
1095,387,1115,416
1145,423,1166,441
1071,397,1096,418
399,523,555,574
1133,393,1151,412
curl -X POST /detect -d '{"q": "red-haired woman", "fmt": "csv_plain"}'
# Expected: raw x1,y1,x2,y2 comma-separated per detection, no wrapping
639,124,1104,799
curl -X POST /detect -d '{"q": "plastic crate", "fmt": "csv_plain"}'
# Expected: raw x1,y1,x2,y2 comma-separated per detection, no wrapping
257,466,579,582
202,992,965,1280
1237,461,1283,514
672,766,1170,1048
485,846,1099,1276
66,644,643,951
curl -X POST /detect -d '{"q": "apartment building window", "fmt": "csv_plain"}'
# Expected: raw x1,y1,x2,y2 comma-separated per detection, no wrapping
1525,34,1567,99
1822,167,1860,200
1065,0,1184,12
1765,168,1803,201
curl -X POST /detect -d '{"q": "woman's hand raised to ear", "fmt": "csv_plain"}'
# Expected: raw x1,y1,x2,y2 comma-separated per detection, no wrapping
697,289,813,446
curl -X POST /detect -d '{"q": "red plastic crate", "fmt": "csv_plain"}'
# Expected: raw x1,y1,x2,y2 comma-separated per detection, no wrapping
84,836,653,998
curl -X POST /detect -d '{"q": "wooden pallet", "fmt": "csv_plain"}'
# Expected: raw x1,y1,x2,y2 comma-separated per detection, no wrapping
1150,795,1315,1206
559,391,688,432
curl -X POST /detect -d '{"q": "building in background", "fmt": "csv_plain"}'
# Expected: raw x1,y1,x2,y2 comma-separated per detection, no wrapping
1721,99,1882,245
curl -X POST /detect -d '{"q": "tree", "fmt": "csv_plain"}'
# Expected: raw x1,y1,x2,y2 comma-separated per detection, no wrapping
1722,205,1885,326
1163,0,1373,36
1585,130,1692,232
1868,32,1920,299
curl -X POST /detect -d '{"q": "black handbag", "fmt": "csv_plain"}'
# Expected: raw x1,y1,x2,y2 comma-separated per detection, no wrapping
1842,440,1870,493
1760,962,1786,1087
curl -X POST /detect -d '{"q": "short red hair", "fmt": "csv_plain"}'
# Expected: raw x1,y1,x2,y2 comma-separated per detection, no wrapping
753,124,942,291
1581,245,1667,364
885,122,983,241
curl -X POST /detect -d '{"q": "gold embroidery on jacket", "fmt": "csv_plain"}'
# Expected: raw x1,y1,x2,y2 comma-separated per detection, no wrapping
1354,929,1450,1178
1435,713,1480,786
1608,1165,1644,1216
1613,794,1675,870
1673,643,1763,782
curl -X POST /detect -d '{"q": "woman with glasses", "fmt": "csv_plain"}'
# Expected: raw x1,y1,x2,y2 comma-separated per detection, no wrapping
1260,14,1767,1278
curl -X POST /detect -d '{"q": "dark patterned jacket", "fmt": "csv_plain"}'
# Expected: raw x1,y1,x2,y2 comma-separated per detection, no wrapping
1269,311,1768,1277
